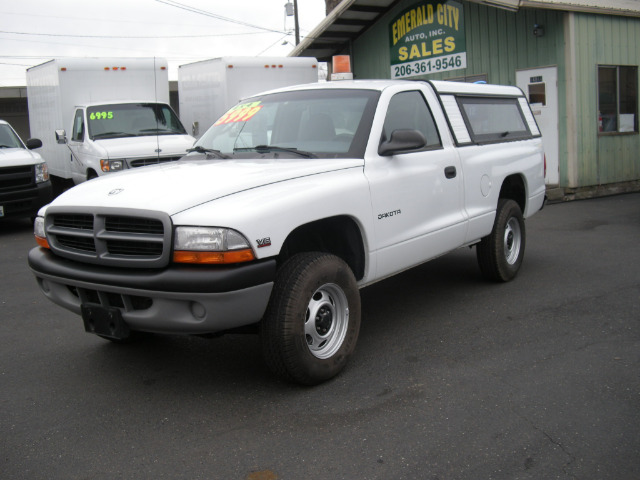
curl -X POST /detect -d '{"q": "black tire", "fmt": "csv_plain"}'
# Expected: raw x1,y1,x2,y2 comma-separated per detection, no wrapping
261,252,361,385
476,199,526,282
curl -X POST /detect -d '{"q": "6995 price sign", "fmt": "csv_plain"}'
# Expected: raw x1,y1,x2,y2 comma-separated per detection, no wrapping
391,53,466,79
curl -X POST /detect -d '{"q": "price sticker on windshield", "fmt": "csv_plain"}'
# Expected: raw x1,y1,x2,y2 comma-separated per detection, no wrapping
214,102,263,126
89,111,114,120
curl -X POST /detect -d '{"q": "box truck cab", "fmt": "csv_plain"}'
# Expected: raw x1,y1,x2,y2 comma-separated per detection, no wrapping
27,58,195,188
57,100,192,183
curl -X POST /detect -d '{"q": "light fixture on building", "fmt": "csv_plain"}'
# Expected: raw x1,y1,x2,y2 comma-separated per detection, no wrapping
533,24,545,37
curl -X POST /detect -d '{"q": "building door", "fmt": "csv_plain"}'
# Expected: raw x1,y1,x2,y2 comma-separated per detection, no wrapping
516,67,559,185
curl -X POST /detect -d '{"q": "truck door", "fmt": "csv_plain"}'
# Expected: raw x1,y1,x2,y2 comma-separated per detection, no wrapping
365,88,467,279
67,108,91,184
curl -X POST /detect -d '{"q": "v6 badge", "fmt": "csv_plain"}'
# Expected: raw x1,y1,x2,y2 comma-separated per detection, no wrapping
256,237,271,248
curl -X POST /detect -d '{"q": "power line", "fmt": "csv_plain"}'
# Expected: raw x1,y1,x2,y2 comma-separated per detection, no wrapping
256,33,293,56
154,0,286,34
0,61,34,66
0,10,229,29
0,29,272,39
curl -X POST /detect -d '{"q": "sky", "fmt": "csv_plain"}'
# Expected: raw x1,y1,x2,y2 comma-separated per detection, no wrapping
0,0,328,87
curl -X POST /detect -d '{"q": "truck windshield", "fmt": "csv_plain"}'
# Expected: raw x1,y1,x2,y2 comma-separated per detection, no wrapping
87,103,187,140
0,124,25,149
195,89,380,159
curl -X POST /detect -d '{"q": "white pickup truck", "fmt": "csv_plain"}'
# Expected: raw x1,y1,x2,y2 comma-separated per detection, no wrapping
29,79,545,385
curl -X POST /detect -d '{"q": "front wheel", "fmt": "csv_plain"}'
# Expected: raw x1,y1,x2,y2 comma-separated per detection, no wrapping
261,252,361,385
476,199,526,282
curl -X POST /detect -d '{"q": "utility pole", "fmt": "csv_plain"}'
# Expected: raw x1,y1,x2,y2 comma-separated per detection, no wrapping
285,1,300,45
294,0,300,45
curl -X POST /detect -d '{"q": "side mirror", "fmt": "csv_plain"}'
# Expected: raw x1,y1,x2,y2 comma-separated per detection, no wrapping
26,138,43,149
192,121,199,137
55,130,67,145
378,129,426,156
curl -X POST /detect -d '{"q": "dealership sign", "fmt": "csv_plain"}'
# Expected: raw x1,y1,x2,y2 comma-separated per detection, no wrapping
389,1,466,79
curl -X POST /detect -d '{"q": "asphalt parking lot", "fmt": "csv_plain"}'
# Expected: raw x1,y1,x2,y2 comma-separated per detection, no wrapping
1,193,639,480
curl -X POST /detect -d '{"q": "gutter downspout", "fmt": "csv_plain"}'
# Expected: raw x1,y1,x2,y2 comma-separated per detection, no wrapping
564,11,579,188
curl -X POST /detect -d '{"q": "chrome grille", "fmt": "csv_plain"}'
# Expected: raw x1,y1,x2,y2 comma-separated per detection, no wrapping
105,216,164,234
45,207,172,268
53,214,94,230
0,165,34,191
57,235,96,252
129,156,183,168
107,239,163,256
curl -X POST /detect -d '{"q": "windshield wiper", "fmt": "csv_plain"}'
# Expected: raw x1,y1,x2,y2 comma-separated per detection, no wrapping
235,145,317,158
138,128,184,134
187,145,230,159
92,132,137,139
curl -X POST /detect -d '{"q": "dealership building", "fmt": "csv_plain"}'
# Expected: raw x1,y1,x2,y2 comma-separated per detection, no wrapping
292,0,640,200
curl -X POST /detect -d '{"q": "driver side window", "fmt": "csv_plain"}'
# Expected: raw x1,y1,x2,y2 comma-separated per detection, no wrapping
71,109,84,142
382,91,441,148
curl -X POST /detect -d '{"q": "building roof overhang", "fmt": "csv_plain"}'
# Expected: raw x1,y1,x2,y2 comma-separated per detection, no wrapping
290,0,640,61
290,0,399,62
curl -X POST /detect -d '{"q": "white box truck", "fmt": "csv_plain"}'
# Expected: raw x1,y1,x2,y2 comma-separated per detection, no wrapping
178,56,318,138
26,58,195,188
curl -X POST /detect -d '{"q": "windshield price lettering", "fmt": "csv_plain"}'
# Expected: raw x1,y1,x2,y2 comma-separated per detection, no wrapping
89,111,114,120
392,53,466,79
214,102,263,126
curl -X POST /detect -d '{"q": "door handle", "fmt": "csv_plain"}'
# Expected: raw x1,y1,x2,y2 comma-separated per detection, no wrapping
444,166,457,179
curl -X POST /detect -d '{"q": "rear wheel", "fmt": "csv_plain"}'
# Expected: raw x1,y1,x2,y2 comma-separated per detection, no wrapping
261,252,361,385
476,199,526,282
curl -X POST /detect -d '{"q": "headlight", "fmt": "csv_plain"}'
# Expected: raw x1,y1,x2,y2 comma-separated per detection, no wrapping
173,227,255,264
100,159,124,172
35,163,49,183
34,216,49,249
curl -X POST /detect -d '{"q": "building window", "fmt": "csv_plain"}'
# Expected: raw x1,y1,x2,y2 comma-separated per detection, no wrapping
598,65,638,134
528,83,546,106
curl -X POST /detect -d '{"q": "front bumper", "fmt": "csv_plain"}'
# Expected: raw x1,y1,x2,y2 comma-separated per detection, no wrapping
0,181,53,219
28,247,276,334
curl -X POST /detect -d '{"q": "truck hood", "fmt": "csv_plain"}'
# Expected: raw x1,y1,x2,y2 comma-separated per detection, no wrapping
46,157,364,215
94,134,195,159
0,147,43,166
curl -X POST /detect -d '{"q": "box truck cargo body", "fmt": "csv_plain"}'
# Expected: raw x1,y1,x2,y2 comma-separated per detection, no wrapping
26,58,195,186
178,56,318,138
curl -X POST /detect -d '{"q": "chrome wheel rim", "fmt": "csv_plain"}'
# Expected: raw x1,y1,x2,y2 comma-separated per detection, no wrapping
305,283,349,359
504,217,522,265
